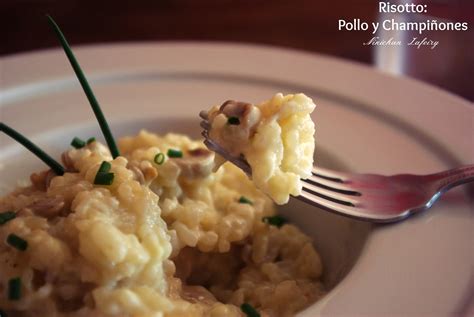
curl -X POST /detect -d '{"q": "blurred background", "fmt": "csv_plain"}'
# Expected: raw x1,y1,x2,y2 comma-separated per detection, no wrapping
1,0,473,101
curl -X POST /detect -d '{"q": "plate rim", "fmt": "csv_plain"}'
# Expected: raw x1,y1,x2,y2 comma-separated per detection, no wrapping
1,40,473,106
1,42,472,316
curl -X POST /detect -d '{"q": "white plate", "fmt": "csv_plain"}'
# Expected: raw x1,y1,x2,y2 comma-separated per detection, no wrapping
1,43,473,316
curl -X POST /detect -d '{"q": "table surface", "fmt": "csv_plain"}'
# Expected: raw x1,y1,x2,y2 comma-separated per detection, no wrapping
2,0,473,101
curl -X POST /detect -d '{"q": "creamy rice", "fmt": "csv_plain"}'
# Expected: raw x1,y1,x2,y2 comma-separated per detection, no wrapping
0,129,324,317
207,93,316,204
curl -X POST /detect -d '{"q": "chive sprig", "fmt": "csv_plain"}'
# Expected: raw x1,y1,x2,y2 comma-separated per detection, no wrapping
8,277,22,301
71,137,86,149
241,303,260,317
154,153,165,165
262,215,287,228
0,123,65,175
94,161,114,185
238,196,253,205
227,116,240,125
6,234,28,251
167,149,183,158
47,15,120,158
0,211,16,225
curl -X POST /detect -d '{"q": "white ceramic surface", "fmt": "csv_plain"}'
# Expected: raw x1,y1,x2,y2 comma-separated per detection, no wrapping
1,43,473,316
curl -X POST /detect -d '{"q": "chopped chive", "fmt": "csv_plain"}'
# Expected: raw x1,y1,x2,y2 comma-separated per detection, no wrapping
167,149,183,158
227,116,240,125
8,277,21,301
94,162,113,185
97,161,111,173
46,15,120,158
154,153,165,165
0,211,16,225
94,172,114,185
238,196,253,205
240,303,260,317
70,137,86,149
6,234,28,251
87,137,96,144
0,123,64,175
262,215,287,228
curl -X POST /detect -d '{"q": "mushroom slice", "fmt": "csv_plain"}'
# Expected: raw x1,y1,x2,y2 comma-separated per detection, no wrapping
207,100,262,157
173,148,215,179
27,196,65,218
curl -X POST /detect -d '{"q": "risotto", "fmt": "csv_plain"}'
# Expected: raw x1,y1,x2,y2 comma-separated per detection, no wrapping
0,101,324,317
206,93,316,204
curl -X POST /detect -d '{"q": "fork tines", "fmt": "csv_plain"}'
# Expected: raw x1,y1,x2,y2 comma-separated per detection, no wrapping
302,167,361,208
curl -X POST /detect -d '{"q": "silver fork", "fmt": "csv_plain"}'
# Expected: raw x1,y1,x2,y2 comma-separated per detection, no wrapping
200,111,474,223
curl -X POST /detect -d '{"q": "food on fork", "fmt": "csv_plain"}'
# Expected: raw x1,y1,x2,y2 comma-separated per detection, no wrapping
205,93,316,204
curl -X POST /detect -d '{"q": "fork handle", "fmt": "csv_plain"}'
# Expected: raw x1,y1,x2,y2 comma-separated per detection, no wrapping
429,164,474,192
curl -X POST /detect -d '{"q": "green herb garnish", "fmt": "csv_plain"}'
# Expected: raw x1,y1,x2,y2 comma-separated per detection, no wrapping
167,149,183,158
94,172,114,185
0,211,16,225
238,196,253,205
47,15,120,158
154,153,165,165
227,116,240,125
262,215,287,228
70,137,86,149
8,277,21,301
240,303,260,317
87,137,96,144
0,123,64,175
6,234,28,251
93,162,114,185
97,161,112,173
